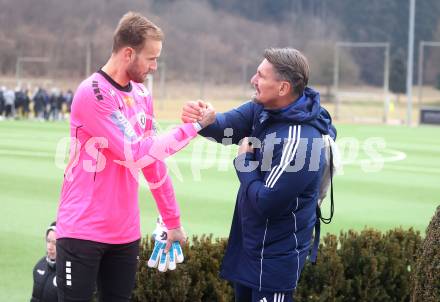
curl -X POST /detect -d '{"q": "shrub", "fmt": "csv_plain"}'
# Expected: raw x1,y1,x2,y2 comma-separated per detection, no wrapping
411,206,440,302
132,235,233,302
132,229,422,302
295,228,421,302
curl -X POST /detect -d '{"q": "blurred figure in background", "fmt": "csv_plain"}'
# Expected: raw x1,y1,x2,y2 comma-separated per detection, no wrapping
49,88,64,121
33,87,48,121
31,221,58,302
23,88,31,119
0,86,5,119
14,86,29,119
4,86,16,118
63,89,73,116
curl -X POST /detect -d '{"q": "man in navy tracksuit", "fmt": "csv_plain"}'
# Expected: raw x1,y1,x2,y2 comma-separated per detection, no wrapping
182,48,336,302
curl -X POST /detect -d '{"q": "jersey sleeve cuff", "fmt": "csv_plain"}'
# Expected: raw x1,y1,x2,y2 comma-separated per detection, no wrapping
192,122,203,132
162,216,181,230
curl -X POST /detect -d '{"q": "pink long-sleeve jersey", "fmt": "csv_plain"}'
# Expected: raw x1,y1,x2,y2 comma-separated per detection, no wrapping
56,70,198,244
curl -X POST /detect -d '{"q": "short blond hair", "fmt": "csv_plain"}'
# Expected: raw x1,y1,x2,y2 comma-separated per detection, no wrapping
112,11,163,53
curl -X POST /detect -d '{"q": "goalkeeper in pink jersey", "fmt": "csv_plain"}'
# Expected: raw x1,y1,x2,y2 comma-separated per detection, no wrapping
55,12,214,301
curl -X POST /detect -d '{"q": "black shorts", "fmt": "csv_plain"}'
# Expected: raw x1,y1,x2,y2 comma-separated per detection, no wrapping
56,238,140,302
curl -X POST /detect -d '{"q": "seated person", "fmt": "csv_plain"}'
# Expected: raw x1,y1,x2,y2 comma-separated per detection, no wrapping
31,222,57,302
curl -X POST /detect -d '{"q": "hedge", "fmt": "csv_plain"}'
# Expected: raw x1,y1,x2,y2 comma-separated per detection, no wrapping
133,235,232,302
411,205,440,302
132,228,423,302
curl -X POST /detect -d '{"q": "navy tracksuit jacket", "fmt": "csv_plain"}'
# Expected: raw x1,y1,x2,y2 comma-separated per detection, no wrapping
31,257,58,302
199,87,336,292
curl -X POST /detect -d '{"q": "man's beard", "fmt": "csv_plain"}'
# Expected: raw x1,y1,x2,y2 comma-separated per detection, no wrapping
127,61,146,83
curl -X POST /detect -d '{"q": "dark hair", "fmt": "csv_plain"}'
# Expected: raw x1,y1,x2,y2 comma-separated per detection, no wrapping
112,11,163,53
264,48,309,96
46,221,56,237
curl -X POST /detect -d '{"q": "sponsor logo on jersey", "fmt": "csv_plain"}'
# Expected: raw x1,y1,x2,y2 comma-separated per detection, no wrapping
111,111,137,139
123,96,135,107
137,111,147,129
37,269,45,275
92,80,103,101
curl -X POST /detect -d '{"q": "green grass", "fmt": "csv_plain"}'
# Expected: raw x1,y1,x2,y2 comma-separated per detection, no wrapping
0,120,439,301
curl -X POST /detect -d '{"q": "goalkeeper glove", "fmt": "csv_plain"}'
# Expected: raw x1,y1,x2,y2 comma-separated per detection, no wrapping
147,216,184,272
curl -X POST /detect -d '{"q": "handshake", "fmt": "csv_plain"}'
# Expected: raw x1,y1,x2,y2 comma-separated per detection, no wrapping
181,100,216,128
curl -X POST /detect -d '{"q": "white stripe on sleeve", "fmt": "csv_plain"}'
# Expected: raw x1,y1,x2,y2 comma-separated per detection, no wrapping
267,125,301,189
265,126,296,188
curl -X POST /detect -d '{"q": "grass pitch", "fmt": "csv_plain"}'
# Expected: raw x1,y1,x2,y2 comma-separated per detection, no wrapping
0,119,439,301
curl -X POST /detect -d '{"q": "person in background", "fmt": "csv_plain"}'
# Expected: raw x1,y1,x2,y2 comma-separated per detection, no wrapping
63,89,73,115
0,86,5,119
31,222,58,302
23,88,31,119
14,87,26,118
3,86,16,118
33,87,49,121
